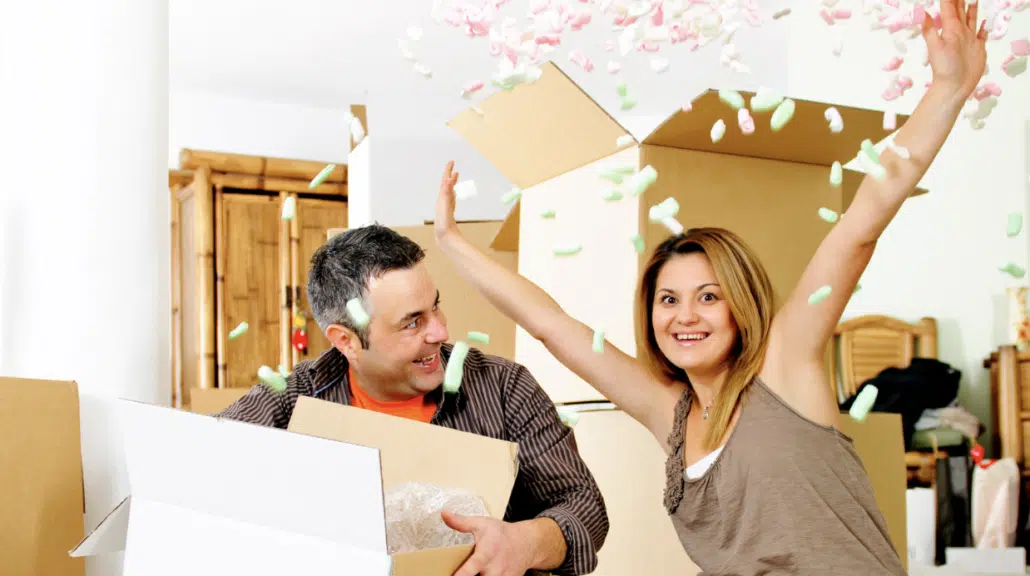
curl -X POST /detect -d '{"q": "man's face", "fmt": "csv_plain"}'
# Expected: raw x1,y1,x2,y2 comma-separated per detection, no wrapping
352,262,449,399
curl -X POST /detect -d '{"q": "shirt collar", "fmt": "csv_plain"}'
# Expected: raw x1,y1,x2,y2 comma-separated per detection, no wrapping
307,343,466,412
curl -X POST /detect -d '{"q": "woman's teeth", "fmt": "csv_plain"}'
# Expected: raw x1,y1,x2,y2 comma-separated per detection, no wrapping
675,334,707,341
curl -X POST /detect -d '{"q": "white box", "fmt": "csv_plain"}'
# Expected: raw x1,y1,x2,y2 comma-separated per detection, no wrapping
70,400,393,576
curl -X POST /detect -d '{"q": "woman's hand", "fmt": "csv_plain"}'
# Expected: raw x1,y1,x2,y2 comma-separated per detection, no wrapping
923,0,988,98
435,160,461,244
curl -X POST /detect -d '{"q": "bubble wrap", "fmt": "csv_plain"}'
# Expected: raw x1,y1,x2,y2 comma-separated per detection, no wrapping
384,482,489,554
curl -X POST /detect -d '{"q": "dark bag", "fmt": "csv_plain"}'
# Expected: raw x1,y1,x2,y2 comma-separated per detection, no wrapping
840,358,961,450
935,455,973,564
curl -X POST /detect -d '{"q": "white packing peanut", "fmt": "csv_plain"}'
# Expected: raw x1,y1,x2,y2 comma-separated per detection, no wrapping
711,119,727,143
661,217,684,235
883,111,897,131
281,196,296,221
888,141,910,159
648,197,680,221
651,58,670,73
453,180,478,200
824,107,844,133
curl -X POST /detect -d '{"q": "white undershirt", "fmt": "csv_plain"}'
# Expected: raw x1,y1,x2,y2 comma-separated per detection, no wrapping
684,445,726,480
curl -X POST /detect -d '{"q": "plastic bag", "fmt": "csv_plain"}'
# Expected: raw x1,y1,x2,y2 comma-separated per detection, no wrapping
384,482,489,554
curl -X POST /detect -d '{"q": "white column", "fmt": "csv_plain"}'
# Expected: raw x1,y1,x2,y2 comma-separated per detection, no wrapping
347,137,374,229
0,1,169,574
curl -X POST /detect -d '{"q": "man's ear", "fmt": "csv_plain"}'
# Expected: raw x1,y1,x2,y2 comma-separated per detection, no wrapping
326,324,362,361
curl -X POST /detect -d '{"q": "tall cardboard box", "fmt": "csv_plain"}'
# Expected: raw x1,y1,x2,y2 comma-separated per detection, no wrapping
449,61,925,405
0,377,85,576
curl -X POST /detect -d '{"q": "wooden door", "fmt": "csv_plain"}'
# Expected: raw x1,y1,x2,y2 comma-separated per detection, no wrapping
219,193,285,388
291,197,348,366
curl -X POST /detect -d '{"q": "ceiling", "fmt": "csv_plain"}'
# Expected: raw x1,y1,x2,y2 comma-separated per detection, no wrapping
169,0,792,138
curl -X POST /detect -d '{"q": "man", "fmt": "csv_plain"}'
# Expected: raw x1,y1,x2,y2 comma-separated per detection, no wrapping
218,224,608,576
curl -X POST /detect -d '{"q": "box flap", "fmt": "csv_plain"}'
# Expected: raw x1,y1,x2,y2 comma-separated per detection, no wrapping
69,497,131,557
448,61,629,189
642,89,910,167
116,400,388,553
1,377,85,575
392,544,474,576
289,397,519,519
490,203,521,252
187,386,251,414
121,497,392,576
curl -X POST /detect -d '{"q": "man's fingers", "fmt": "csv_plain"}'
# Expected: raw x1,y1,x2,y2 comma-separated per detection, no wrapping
452,552,485,576
441,510,482,534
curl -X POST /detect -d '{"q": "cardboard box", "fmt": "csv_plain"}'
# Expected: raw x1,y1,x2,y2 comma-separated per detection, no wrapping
0,377,86,576
328,221,518,360
287,396,519,573
448,61,927,405
186,386,251,414
564,404,700,575
838,412,909,571
70,395,518,576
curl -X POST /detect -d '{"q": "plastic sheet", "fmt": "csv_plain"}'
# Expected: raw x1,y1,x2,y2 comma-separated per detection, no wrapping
384,482,489,554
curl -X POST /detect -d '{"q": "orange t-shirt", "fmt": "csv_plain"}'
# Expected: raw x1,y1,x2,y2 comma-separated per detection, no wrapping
347,366,436,423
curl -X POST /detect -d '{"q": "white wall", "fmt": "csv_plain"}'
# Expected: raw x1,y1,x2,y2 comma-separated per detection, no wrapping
787,7,1030,452
168,89,351,168
2,2,170,575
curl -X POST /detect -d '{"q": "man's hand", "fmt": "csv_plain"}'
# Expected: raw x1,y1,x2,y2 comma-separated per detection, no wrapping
441,511,565,576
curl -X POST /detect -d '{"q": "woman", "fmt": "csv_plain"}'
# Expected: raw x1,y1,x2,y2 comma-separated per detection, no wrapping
435,1,986,572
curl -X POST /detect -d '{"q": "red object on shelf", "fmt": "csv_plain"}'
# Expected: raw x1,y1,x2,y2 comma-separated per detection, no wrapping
292,327,308,354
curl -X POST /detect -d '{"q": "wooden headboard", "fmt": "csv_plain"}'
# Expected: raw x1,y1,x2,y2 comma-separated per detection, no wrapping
832,315,938,399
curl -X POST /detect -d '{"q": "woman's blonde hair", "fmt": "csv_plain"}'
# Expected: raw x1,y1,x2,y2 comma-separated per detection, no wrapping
635,228,775,449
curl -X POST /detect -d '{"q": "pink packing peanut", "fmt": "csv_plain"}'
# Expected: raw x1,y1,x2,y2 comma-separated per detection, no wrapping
913,4,926,26
884,56,904,71
461,81,485,98
738,109,756,135
651,3,664,25
569,49,594,71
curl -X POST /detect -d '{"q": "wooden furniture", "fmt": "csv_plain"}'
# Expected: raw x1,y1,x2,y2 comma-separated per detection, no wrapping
831,315,956,485
170,149,348,408
985,345,1030,475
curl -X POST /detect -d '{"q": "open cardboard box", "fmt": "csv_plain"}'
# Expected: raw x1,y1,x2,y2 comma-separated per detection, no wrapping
70,396,518,576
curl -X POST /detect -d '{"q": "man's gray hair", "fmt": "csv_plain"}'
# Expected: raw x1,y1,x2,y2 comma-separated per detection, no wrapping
307,224,425,348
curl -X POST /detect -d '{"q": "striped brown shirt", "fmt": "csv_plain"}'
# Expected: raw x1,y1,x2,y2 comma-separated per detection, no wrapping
217,342,609,575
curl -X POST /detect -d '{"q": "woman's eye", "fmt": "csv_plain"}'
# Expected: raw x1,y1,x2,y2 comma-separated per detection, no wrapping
700,293,716,303
661,295,676,305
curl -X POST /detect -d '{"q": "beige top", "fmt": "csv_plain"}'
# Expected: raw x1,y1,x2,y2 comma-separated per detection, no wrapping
663,378,906,575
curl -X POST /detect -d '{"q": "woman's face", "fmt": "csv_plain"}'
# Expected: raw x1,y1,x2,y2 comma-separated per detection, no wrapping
651,253,739,376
